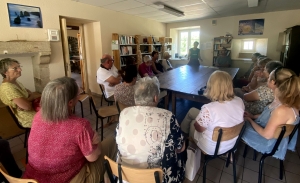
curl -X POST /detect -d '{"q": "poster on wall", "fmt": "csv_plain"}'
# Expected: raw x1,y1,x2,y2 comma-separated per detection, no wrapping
7,3,43,28
238,19,264,35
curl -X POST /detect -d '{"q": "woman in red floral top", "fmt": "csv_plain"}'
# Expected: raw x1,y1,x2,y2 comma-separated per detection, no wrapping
23,77,117,183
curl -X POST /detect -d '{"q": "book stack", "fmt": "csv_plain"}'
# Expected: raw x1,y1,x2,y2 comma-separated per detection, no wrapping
119,35,135,44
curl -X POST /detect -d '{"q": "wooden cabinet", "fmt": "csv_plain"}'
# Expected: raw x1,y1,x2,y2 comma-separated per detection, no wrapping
213,36,232,66
281,25,300,75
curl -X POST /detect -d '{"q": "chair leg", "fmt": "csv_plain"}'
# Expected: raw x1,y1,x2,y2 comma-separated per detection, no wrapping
101,118,104,141
232,151,237,183
96,117,99,132
253,150,257,161
80,101,84,118
279,160,284,180
258,155,267,183
203,159,208,183
101,95,103,106
243,144,248,158
89,100,92,115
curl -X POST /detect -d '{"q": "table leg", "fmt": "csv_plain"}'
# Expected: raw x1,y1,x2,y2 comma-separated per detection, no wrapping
164,91,169,110
172,91,176,114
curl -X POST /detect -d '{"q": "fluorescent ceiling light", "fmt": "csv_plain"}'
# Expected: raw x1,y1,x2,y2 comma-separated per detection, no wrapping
247,0,259,7
156,4,185,17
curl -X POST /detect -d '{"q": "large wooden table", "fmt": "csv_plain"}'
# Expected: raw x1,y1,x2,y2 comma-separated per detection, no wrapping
157,65,239,114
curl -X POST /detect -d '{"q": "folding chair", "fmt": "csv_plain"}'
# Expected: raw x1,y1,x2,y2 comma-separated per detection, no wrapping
0,166,38,183
243,123,299,183
104,156,163,183
201,122,246,183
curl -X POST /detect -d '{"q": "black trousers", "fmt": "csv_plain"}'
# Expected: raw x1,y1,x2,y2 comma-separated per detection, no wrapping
0,139,22,182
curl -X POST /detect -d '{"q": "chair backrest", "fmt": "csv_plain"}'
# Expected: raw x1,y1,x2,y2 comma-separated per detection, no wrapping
0,166,38,183
212,122,246,156
104,156,163,183
116,101,129,113
98,84,109,100
6,106,27,130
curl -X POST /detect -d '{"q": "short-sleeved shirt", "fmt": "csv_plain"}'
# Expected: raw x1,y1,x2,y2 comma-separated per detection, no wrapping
114,83,135,106
0,81,35,127
216,56,232,67
138,62,155,78
244,85,274,115
116,106,185,183
194,97,245,155
97,65,119,97
23,112,97,183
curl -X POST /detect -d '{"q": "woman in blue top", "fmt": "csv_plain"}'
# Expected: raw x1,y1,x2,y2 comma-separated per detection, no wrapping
242,68,300,159
188,41,203,66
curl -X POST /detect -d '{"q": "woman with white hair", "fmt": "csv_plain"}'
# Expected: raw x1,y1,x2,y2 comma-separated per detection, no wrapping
161,52,173,71
116,77,186,183
23,77,117,183
138,55,155,78
181,71,244,155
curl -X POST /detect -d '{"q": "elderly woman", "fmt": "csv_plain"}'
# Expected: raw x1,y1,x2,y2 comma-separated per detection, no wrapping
0,58,39,127
243,68,300,159
116,77,186,183
161,52,173,71
23,77,117,183
114,65,137,106
181,71,244,155
243,61,283,115
138,55,155,78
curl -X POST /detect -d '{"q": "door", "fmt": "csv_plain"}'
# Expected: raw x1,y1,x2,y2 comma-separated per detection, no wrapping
60,18,71,77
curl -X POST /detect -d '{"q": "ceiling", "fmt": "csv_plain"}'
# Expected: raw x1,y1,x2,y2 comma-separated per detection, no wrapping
72,0,300,23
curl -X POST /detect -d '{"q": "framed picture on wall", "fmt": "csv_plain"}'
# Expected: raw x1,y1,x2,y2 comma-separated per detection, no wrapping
238,19,264,35
7,3,43,28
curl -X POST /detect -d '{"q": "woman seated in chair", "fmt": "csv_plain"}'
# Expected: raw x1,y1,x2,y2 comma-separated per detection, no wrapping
242,68,300,159
23,77,117,183
0,58,40,127
180,71,244,155
114,65,137,106
116,77,186,183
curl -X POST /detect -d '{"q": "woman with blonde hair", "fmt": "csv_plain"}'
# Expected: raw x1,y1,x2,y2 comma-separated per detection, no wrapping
181,71,244,154
161,52,173,71
242,68,300,159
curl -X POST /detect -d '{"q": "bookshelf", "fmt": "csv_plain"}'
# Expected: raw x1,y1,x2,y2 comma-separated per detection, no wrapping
212,36,233,66
112,34,170,69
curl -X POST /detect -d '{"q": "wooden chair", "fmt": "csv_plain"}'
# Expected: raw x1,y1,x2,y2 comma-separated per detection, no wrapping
202,122,246,183
89,95,119,141
243,123,299,183
98,84,114,106
116,101,129,113
76,89,92,118
104,156,163,183
0,166,38,183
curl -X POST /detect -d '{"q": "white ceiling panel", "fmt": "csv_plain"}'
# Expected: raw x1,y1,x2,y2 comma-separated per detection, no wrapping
121,6,157,14
75,0,300,23
102,0,144,11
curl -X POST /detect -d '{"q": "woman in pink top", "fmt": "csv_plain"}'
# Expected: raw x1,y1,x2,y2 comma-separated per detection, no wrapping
23,77,117,183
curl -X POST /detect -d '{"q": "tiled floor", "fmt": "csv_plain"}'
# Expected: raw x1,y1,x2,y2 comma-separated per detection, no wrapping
8,95,300,183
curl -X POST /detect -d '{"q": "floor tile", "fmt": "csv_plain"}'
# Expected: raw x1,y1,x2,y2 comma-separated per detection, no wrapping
285,171,300,183
222,163,244,180
243,168,259,183
219,172,242,183
197,176,214,183
207,158,225,171
8,136,23,148
200,165,222,182
244,158,260,173
184,174,200,183
283,161,300,175
263,164,285,182
264,175,286,183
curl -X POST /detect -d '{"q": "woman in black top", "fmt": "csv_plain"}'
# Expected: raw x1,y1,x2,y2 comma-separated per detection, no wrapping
188,41,203,65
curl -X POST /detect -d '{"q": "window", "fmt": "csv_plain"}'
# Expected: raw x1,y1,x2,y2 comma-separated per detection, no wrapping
178,29,200,57
243,40,254,51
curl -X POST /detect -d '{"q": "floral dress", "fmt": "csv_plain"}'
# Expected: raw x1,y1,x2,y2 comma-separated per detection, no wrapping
244,84,274,115
116,106,186,183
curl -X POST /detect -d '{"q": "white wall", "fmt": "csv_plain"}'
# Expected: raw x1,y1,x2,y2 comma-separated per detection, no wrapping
0,0,166,93
167,9,300,74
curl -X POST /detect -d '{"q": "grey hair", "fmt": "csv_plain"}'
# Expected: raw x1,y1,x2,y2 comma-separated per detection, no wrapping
41,77,78,122
101,57,108,64
134,76,160,106
143,55,152,62
0,58,19,78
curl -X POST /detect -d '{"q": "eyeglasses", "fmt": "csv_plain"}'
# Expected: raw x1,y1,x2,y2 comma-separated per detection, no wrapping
8,65,22,71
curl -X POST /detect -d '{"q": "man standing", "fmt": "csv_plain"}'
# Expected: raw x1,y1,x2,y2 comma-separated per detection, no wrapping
96,54,122,100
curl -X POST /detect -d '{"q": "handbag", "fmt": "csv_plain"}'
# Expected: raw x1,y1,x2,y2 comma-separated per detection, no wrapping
185,142,201,181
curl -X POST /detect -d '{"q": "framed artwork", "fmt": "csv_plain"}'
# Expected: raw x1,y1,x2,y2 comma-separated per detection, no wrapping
238,19,264,35
7,3,43,28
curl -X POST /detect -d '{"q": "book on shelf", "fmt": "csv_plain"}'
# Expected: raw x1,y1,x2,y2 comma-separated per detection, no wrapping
120,46,133,55
119,35,135,45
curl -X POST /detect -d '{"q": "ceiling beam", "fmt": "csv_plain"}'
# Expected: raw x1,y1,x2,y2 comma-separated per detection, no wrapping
247,0,259,7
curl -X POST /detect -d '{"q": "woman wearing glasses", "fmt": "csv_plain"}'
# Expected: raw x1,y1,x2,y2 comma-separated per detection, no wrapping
0,58,39,127
242,67,300,159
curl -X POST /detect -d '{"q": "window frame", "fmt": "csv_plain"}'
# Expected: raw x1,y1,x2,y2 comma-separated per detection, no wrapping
242,39,256,52
178,29,200,57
